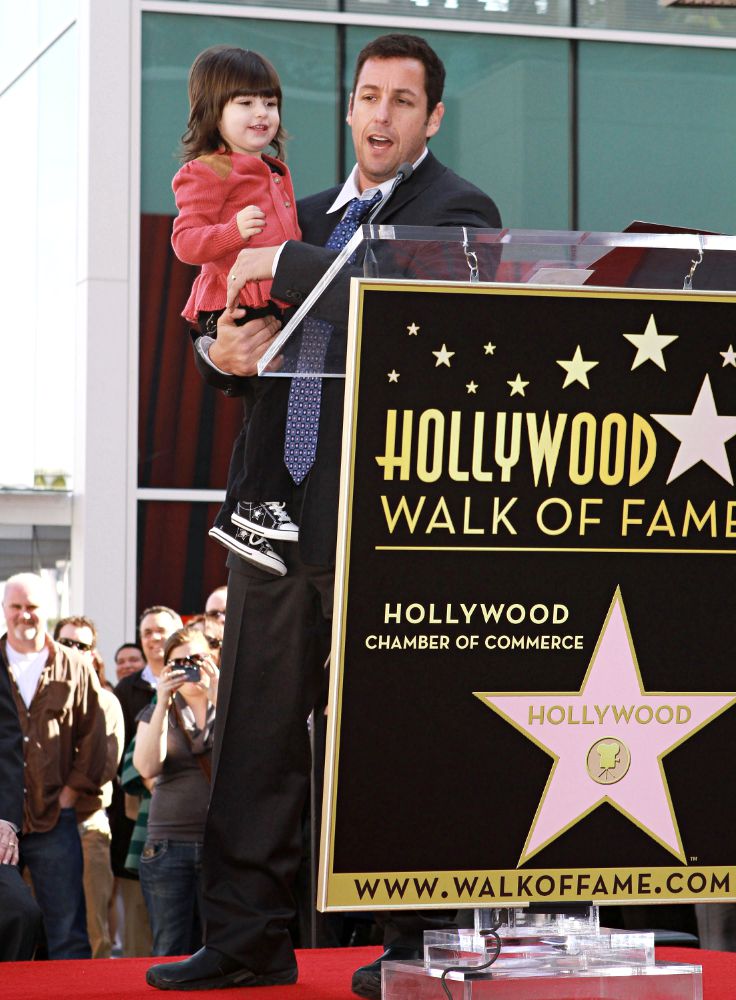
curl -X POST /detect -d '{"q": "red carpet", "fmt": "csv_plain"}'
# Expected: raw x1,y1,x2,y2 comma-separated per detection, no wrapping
3,946,736,999
0,946,382,1000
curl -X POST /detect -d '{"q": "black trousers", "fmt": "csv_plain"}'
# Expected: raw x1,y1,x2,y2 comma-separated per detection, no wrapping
198,309,292,515
0,863,43,961
199,540,457,970
200,545,331,973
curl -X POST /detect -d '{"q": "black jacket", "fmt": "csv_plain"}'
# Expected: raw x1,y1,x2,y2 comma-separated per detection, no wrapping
0,662,23,830
197,152,501,564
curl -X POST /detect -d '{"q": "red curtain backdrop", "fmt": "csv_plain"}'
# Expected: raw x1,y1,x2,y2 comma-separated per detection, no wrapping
137,214,244,615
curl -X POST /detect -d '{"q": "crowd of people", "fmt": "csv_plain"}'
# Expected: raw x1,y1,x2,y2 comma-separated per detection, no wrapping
0,572,227,962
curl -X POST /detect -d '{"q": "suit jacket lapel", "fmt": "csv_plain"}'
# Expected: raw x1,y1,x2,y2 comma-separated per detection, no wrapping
299,152,446,242
372,151,445,224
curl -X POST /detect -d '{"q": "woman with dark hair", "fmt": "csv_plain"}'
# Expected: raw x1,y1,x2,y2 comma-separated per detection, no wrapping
133,626,218,956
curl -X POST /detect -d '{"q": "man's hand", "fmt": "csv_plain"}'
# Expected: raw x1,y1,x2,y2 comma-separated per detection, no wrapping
210,310,282,376
0,820,19,865
235,205,265,241
58,786,78,809
226,246,280,309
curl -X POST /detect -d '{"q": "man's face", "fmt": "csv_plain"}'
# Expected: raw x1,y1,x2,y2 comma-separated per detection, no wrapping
115,645,145,682
190,614,224,666
205,588,227,621
57,623,96,668
347,57,444,191
139,612,177,675
2,580,48,653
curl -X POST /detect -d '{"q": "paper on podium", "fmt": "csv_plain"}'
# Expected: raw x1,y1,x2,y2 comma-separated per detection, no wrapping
585,219,735,291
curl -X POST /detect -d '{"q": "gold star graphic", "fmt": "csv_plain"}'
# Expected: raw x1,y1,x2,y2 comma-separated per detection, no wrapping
466,381,478,394
407,323,420,336
721,344,736,367
432,344,455,368
484,342,496,355
507,374,528,397
623,314,678,371
557,345,599,389
387,370,400,383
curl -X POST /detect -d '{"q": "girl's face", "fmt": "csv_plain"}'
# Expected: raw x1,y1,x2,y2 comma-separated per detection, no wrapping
219,94,279,156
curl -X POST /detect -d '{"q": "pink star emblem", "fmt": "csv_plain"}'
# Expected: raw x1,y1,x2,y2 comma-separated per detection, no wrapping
476,589,736,864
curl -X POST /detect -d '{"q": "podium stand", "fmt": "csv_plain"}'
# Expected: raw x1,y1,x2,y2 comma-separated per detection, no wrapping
384,906,701,998
264,226,736,998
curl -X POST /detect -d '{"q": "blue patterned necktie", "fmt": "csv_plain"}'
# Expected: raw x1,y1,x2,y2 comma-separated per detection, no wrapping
283,190,382,484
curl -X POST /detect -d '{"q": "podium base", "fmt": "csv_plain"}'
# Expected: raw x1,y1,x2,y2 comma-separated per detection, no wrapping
381,908,702,999
382,958,702,999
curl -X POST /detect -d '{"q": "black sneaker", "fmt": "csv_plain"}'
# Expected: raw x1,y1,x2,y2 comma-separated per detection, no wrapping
231,501,299,542
208,520,286,576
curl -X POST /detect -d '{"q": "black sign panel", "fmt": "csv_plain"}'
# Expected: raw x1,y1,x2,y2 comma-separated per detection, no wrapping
319,282,736,910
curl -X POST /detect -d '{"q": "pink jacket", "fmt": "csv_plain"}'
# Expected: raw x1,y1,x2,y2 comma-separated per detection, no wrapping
172,150,301,322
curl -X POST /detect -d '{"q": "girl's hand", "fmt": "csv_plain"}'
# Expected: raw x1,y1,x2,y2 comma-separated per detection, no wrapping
236,204,266,241
226,247,279,309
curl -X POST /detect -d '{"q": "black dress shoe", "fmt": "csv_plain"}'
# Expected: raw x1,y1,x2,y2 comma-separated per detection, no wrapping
146,946,298,991
351,946,422,1000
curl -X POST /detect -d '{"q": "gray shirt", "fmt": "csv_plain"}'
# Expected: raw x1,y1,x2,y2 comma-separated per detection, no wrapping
137,695,215,841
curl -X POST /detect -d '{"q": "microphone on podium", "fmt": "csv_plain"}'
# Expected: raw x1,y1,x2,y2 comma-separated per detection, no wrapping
363,161,415,277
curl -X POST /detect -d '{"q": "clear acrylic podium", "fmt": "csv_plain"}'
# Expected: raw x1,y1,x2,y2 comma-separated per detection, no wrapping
258,224,736,377
280,224,736,998
383,905,702,999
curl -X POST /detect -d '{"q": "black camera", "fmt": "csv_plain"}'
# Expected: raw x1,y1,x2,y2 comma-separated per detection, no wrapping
169,654,205,682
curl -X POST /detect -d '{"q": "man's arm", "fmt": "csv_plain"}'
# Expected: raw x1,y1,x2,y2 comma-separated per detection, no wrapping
100,689,125,787
66,664,108,797
190,310,282,396
227,179,503,328
0,663,23,862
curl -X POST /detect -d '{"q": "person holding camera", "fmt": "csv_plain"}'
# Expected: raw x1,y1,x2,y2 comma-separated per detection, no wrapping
133,626,218,956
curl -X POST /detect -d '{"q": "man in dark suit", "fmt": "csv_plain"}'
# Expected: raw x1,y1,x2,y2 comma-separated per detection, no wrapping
148,34,501,996
0,623,43,961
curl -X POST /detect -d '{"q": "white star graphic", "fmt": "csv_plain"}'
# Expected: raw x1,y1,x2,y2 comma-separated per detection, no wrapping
652,374,736,484
407,323,420,336
556,345,599,389
720,344,736,367
432,344,455,368
483,342,496,356
387,370,400,383
507,374,528,397
466,381,478,394
623,314,678,371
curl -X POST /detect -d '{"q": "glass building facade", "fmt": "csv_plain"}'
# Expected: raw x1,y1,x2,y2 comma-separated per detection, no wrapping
1,0,736,643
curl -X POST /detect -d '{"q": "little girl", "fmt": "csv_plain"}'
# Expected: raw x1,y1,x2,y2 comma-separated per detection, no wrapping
172,45,300,577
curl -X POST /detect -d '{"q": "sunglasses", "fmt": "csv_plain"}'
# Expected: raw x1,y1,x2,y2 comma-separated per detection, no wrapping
167,654,206,670
58,637,93,652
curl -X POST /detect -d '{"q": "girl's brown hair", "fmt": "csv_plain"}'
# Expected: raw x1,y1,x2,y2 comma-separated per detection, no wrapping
181,45,287,162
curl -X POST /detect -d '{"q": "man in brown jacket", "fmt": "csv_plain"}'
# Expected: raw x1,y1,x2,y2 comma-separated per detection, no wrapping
0,573,107,959
55,615,125,959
